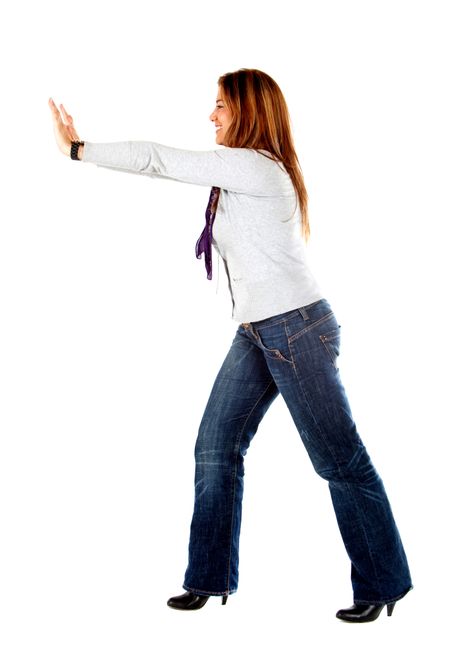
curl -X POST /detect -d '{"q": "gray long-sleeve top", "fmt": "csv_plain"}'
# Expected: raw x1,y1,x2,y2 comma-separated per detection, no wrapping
82,141,324,323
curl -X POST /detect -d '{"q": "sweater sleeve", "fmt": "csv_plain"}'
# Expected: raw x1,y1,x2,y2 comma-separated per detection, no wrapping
81,141,284,195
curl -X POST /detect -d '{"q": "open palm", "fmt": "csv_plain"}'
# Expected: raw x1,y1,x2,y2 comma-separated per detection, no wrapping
48,98,81,156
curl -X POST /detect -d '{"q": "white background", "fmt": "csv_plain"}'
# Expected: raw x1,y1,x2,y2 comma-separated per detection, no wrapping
1,0,449,662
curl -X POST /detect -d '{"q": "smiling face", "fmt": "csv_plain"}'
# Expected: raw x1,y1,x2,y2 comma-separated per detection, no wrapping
209,86,233,146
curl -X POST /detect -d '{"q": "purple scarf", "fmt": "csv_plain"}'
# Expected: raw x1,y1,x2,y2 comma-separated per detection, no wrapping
195,186,221,280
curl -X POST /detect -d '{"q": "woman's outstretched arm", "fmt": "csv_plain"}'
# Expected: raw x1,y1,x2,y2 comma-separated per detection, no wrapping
81,140,286,195
48,99,287,196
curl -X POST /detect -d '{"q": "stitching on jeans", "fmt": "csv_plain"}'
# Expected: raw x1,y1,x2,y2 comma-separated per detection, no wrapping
289,361,343,479
319,327,341,343
284,320,297,369
353,585,413,606
182,584,233,597
319,334,340,370
252,310,300,330
319,326,341,369
251,298,326,332
288,355,382,597
225,379,276,594
287,311,335,344
252,326,293,364
346,483,382,596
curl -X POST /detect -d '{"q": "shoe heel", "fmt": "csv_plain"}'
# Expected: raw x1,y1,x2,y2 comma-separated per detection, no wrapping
222,595,228,606
387,601,396,617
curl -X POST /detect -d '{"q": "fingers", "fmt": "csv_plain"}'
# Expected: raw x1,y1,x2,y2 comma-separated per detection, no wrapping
48,97,62,122
60,103,81,141
59,103,74,140
59,103,72,125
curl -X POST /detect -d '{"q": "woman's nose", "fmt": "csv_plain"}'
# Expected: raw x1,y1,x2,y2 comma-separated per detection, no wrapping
209,110,216,121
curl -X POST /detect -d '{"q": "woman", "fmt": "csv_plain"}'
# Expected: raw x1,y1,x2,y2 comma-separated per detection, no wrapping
48,68,412,622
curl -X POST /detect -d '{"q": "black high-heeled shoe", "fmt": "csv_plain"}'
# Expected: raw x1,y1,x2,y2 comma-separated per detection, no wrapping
167,591,228,611
336,601,396,623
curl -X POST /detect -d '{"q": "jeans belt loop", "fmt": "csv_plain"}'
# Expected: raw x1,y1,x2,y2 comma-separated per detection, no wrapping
298,306,310,321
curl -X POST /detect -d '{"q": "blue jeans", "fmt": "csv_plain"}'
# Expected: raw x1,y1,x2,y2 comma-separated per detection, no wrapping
183,298,412,605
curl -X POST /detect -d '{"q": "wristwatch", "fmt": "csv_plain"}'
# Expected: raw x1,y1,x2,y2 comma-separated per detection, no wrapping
70,141,85,160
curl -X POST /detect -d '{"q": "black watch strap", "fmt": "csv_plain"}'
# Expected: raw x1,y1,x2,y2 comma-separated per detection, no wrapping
70,141,85,161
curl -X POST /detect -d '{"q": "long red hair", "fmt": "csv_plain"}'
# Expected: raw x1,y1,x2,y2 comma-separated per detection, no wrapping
218,68,310,243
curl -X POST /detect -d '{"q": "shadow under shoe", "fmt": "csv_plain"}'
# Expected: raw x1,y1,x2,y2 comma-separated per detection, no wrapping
167,591,228,611
336,602,396,623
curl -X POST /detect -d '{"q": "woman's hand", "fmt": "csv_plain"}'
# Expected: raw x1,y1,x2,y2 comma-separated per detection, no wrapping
48,98,82,157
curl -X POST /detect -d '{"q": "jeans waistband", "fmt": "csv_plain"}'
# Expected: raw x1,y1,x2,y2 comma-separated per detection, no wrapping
241,298,328,331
